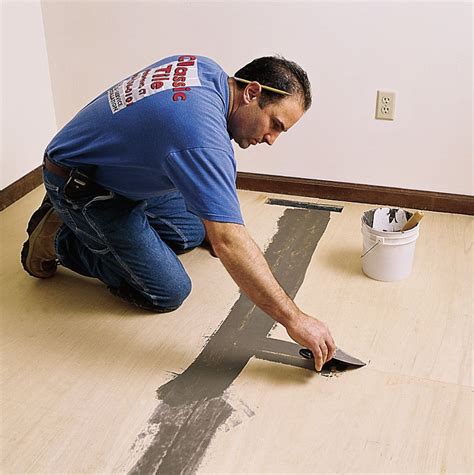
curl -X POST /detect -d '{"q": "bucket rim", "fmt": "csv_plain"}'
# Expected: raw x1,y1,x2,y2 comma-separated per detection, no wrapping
361,217,420,236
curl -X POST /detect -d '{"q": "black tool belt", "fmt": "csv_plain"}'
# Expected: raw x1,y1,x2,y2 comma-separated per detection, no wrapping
43,155,107,199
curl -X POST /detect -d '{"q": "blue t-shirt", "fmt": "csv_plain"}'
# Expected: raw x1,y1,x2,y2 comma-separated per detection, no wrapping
46,55,243,224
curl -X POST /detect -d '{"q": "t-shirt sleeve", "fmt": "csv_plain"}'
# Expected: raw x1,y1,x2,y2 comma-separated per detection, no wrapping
163,147,244,224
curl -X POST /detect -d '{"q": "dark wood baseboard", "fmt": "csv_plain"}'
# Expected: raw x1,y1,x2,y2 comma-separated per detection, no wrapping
1,168,472,216
237,172,473,216
0,166,43,211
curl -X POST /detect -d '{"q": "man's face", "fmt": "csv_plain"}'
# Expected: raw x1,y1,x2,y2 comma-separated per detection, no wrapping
229,93,305,149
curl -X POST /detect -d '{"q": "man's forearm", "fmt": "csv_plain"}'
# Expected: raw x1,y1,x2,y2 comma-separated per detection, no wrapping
209,223,299,327
203,219,336,371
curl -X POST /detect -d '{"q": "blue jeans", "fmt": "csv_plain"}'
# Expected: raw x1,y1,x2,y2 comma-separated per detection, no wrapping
42,166,205,311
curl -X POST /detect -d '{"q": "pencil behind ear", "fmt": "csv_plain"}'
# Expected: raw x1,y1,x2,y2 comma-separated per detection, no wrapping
242,81,262,104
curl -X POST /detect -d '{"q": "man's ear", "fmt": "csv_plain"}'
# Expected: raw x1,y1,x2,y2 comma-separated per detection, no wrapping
243,81,262,104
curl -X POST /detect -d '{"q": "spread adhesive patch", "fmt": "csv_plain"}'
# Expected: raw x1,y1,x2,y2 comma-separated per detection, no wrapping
128,207,331,474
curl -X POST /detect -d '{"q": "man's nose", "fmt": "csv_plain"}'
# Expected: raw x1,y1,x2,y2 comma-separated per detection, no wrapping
263,132,279,145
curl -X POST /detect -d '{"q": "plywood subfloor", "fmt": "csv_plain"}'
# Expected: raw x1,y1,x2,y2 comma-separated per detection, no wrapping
1,186,472,474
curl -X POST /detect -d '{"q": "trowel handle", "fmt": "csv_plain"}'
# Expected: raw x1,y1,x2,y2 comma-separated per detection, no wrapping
299,348,314,359
401,211,424,231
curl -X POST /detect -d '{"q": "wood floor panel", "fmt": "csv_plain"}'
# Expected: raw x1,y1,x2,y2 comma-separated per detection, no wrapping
262,194,471,387
198,362,472,474
1,187,285,473
1,187,471,473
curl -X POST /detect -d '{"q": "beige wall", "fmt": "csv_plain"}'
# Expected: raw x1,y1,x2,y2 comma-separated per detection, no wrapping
9,1,473,195
1,0,56,189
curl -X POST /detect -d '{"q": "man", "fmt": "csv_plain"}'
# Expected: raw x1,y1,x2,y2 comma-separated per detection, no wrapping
21,54,336,371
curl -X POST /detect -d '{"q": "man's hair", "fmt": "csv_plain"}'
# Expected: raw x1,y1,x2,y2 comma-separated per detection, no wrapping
234,55,312,111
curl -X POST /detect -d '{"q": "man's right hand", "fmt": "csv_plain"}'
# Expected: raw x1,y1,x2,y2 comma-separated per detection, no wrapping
285,313,336,371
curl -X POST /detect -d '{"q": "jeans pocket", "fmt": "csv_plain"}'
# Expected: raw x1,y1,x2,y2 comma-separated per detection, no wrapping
43,171,63,206
44,183,62,208
59,192,116,255
64,191,111,210
79,192,117,254
44,181,60,193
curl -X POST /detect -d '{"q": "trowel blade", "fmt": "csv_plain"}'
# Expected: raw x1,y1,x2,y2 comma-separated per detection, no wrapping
299,348,366,367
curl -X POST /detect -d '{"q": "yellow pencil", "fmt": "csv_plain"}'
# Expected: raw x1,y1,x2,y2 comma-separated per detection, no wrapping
233,77,292,96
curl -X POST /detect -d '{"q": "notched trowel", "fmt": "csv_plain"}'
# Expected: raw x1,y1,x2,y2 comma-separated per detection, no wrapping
299,347,366,371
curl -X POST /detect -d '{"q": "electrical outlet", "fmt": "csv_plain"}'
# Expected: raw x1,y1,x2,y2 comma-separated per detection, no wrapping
375,91,396,120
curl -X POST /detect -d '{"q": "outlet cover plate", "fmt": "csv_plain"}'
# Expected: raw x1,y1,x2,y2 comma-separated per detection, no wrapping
375,91,396,120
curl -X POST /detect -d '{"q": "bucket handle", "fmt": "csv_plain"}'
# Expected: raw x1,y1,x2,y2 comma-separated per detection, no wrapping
361,233,418,258
360,238,383,258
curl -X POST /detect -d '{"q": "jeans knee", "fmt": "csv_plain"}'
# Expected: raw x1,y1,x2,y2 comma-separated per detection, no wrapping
160,274,192,309
110,274,192,313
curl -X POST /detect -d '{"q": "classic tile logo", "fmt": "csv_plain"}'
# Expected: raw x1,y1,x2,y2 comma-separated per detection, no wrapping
108,56,201,113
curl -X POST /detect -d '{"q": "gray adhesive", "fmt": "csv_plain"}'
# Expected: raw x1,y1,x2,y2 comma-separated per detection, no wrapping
129,208,331,474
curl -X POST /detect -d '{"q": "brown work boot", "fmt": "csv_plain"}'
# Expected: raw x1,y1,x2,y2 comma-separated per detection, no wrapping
21,195,63,278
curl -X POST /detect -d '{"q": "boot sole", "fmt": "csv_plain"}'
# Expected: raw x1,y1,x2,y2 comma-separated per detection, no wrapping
21,208,57,278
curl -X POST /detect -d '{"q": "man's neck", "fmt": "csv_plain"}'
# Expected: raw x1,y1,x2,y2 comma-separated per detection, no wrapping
227,77,239,121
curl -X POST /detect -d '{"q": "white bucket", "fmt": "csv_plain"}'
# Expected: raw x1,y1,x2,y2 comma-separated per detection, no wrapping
361,210,420,282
